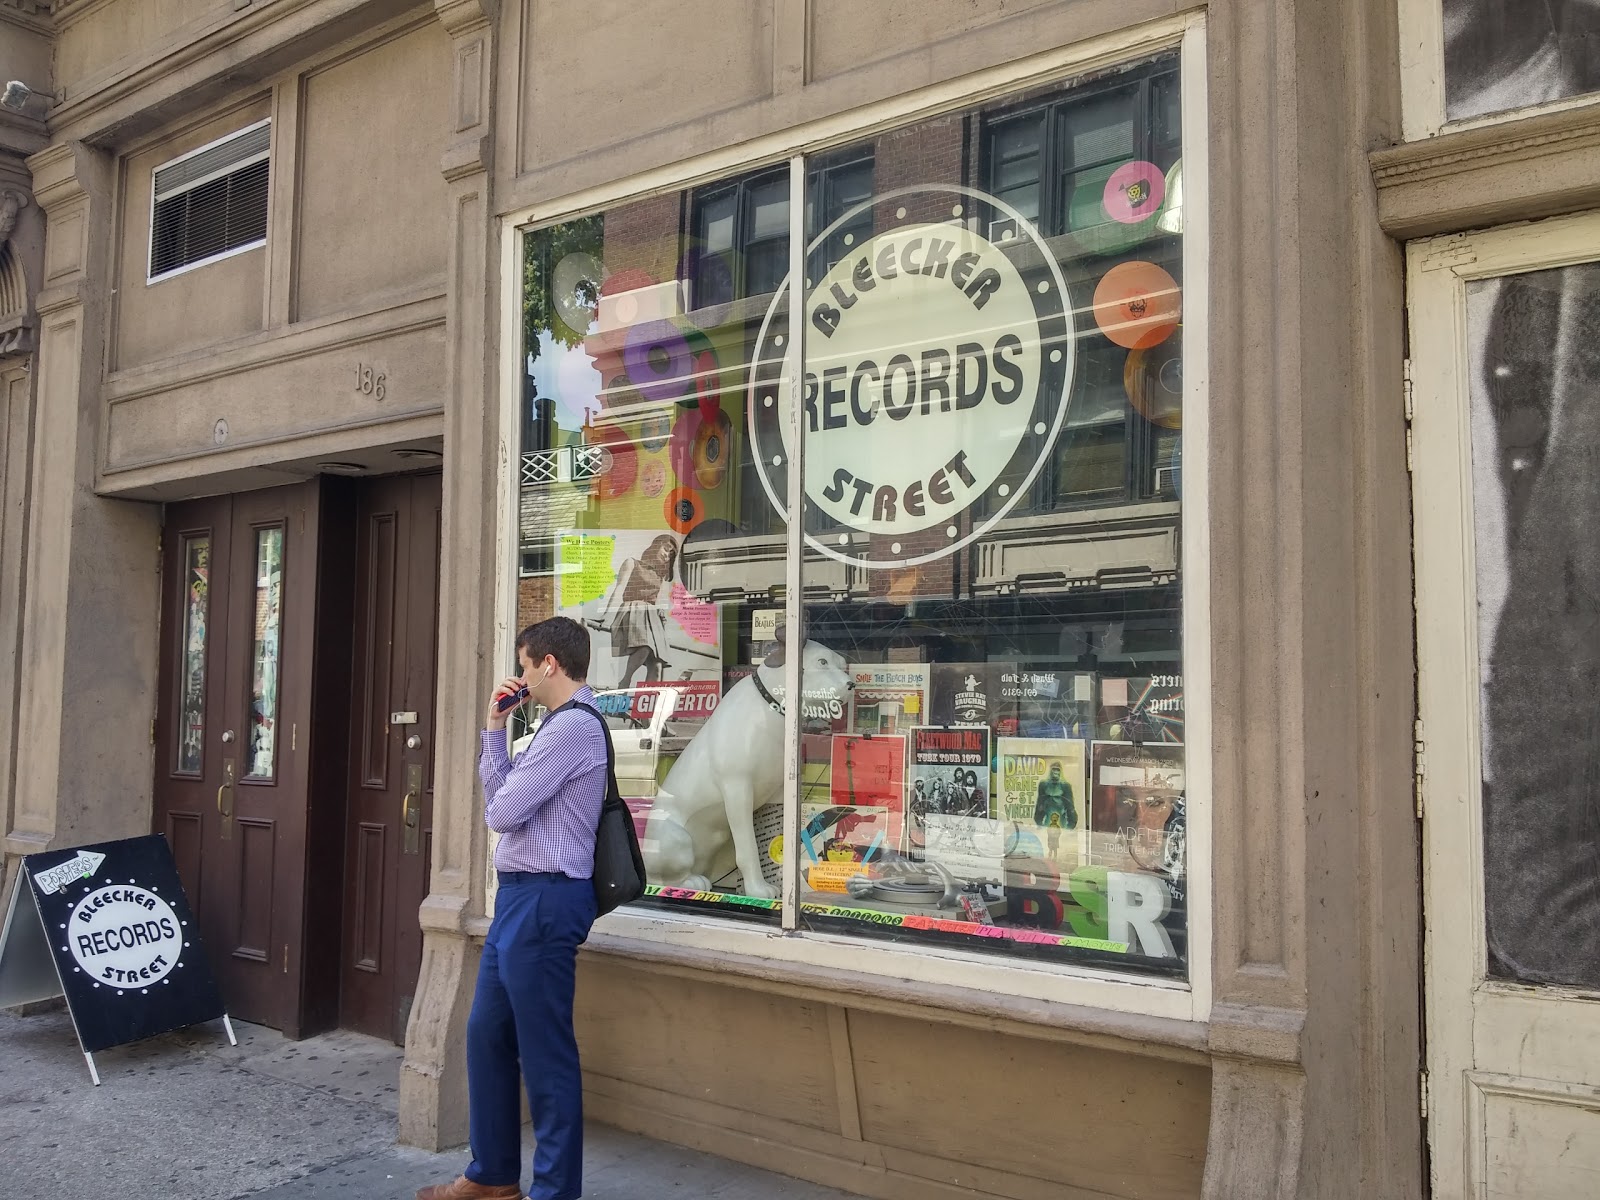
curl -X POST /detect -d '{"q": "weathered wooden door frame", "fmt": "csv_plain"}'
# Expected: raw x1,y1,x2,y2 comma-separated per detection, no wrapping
1410,210,1600,1198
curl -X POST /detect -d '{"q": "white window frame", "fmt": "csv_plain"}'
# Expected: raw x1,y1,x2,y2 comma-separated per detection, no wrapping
495,12,1212,1026
146,117,272,285
1397,0,1600,141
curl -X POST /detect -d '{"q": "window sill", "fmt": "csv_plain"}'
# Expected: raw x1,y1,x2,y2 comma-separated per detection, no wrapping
577,905,1208,1064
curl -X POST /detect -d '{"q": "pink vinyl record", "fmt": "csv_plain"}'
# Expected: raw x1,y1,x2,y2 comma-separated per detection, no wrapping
1103,161,1166,225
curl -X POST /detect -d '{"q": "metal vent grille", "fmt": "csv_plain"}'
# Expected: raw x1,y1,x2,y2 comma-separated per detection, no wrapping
149,122,270,279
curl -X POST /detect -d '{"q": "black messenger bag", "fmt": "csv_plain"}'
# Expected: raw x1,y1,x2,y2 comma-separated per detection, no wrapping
572,701,647,915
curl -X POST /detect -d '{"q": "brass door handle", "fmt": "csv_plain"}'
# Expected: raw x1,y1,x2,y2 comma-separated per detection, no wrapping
217,765,236,840
401,772,422,855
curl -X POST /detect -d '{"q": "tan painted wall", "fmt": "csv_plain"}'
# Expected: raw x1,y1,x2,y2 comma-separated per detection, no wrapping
517,0,774,173
576,959,1210,1199
103,307,446,475
55,0,229,91
809,0,1065,80
112,100,272,372
0,21,51,92
294,21,451,322
501,0,1185,211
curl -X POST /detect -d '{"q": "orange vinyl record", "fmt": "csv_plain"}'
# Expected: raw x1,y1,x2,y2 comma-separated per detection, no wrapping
1092,261,1180,350
664,486,704,534
691,410,732,490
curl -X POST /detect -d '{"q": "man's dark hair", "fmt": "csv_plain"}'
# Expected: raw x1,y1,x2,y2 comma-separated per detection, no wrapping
515,616,591,680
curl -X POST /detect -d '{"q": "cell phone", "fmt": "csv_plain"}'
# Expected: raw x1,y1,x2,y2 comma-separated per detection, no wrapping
495,685,530,713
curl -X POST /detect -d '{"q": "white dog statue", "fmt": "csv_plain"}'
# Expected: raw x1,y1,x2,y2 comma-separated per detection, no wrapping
643,628,852,899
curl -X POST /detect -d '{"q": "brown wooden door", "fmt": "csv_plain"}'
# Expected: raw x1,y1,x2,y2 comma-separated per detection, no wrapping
341,472,440,1044
154,483,318,1031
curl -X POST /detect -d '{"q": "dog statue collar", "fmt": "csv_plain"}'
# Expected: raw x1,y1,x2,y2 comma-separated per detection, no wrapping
750,668,785,716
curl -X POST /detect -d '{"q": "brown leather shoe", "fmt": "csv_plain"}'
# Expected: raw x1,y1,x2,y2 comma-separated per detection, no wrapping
415,1175,522,1200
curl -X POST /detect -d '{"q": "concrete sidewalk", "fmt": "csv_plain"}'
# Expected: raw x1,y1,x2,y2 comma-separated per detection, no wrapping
0,1004,865,1199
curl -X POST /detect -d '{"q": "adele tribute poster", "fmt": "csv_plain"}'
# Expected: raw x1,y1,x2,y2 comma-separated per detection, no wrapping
1467,263,1600,990
1443,0,1600,122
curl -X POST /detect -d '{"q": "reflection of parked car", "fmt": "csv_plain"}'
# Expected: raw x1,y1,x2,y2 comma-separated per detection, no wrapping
512,686,695,799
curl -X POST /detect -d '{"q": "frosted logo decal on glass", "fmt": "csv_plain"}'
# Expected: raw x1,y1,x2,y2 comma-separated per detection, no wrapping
749,184,1074,569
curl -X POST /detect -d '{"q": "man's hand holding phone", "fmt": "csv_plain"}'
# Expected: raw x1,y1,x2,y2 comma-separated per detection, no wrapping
487,677,529,730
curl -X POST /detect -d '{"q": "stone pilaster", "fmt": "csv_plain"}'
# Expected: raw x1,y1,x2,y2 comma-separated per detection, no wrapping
1201,0,1419,1194
0,108,45,906
3,143,161,873
400,0,499,1151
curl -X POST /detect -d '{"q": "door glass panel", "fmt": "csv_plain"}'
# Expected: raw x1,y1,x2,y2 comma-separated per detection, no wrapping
175,535,210,775
1444,1,1600,123
246,526,285,780
1468,262,1600,990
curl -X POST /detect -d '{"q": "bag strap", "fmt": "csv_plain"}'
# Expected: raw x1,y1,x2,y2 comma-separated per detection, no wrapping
568,700,625,811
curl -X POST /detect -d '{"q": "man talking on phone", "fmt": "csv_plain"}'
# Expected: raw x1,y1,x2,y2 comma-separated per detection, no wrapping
418,616,607,1200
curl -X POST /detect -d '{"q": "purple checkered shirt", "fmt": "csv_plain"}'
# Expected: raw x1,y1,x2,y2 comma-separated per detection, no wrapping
479,685,607,879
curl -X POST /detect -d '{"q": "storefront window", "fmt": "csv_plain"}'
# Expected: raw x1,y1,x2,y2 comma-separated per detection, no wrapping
516,51,1192,978
517,174,793,927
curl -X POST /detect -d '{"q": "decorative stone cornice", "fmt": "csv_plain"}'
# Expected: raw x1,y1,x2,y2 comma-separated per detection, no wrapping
0,0,53,33
27,141,98,213
1372,99,1600,239
433,0,492,38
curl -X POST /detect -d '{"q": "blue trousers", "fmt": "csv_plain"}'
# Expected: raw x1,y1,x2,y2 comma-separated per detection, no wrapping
465,871,597,1200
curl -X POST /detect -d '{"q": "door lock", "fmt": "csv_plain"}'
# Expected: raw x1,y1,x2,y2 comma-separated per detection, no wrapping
221,730,236,744
406,734,422,750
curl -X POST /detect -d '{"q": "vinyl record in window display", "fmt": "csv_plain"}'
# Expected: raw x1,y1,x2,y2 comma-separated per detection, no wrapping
691,410,732,490
551,251,606,339
1103,160,1166,225
664,486,704,534
1067,161,1162,255
590,424,637,500
1092,260,1180,350
1123,335,1183,428
639,457,668,499
622,320,693,403
638,413,672,451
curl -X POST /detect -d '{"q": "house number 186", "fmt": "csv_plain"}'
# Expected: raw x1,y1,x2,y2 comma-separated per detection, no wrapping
354,363,387,400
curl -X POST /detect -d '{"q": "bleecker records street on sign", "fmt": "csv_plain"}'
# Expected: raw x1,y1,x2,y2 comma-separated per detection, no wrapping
748,184,1075,570
0,834,229,1082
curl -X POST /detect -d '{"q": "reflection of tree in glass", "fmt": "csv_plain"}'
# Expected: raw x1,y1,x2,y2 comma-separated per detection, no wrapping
523,215,605,367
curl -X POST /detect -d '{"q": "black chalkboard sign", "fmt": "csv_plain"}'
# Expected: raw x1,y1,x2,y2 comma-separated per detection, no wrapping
0,835,230,1082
